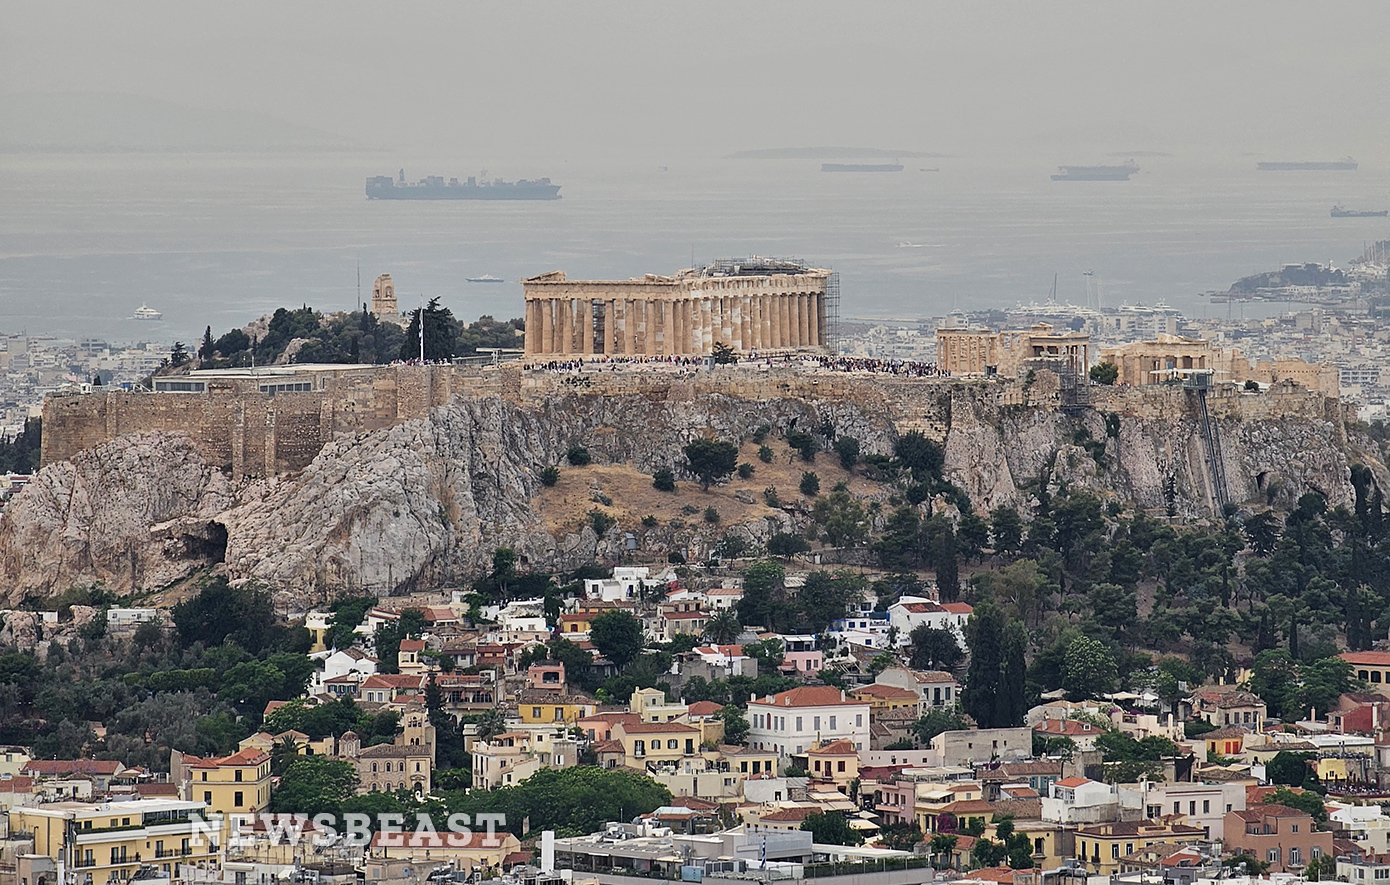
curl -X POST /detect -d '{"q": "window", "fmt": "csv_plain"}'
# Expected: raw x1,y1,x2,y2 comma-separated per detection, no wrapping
1111,844,1120,859
667,739,678,750
234,791,243,807
1292,823,1299,833
1267,849,1280,864
856,714,863,727
829,716,837,730
1189,801,1196,815
235,770,243,782
201,772,207,782
796,717,803,731
204,791,212,805
533,707,542,718
1289,848,1302,866
685,739,694,754
838,761,846,772
813,716,821,730
372,763,378,772
1203,800,1210,814
1125,843,1133,856
1173,802,1180,814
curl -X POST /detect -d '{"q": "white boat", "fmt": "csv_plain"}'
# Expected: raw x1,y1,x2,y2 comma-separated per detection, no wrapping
466,275,506,283
133,303,163,320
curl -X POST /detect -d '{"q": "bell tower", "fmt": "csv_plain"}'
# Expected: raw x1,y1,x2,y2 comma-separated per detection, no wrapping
371,274,398,317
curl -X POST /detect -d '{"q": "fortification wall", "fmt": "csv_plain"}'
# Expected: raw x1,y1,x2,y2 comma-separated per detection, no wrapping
41,363,1347,480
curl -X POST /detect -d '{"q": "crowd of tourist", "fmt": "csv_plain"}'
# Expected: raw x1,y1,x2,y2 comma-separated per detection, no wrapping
815,355,946,376
523,352,949,378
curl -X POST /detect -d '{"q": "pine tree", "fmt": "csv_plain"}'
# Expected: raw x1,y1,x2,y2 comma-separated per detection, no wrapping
995,620,1029,727
963,603,1005,728
199,325,215,360
398,297,458,362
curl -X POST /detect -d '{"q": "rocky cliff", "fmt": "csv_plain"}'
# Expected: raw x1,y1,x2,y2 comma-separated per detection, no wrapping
0,377,1378,608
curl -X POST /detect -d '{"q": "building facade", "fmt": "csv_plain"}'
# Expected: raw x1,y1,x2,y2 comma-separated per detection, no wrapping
522,259,833,359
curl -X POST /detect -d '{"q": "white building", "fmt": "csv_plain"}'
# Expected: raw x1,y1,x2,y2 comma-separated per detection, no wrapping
746,686,871,759
585,566,659,602
1118,781,1246,839
887,598,972,647
1330,802,1390,854
308,648,378,696
1041,776,1121,824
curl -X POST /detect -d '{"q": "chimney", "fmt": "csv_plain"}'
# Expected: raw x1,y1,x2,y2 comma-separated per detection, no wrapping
541,830,555,872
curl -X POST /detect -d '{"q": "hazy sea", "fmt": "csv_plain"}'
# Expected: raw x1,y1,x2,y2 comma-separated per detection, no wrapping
1,151,1388,344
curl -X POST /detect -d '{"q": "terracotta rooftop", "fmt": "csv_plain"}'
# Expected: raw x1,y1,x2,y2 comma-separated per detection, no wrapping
753,686,860,708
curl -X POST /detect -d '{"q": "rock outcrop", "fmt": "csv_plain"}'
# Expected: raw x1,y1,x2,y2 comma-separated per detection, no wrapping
0,378,1379,608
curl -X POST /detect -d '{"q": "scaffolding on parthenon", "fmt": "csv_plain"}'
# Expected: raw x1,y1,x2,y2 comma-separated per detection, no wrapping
825,271,841,354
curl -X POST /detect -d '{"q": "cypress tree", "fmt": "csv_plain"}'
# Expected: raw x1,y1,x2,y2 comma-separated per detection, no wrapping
963,603,1005,727
995,620,1029,727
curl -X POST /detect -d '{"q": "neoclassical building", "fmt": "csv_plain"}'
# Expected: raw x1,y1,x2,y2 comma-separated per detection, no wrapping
522,258,833,359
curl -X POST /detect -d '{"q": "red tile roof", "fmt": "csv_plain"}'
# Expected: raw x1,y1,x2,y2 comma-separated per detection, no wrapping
752,686,859,708
618,721,700,735
760,806,816,822
1034,719,1101,736
1055,776,1094,788
687,701,723,717
851,685,919,700
369,831,511,849
22,760,121,777
809,739,858,756
1342,651,1390,667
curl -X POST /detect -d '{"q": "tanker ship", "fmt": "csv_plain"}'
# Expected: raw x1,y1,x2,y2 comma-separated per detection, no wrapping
366,170,561,200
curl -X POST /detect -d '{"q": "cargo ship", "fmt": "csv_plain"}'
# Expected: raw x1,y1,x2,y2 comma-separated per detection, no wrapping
466,275,506,283
366,170,561,200
1331,205,1387,217
1051,161,1139,181
821,163,903,172
1257,157,1358,171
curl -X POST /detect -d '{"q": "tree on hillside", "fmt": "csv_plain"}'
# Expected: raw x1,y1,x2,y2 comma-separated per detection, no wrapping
705,610,741,645
1089,362,1119,385
737,560,786,629
399,297,458,361
590,610,644,669
833,436,860,470
915,706,969,744
270,756,358,819
962,603,1005,727
894,431,943,482
908,625,963,672
996,620,1029,727
684,438,739,490
718,705,749,744
1062,635,1118,700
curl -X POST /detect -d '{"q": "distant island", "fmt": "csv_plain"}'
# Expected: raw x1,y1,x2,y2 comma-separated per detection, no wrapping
726,146,946,160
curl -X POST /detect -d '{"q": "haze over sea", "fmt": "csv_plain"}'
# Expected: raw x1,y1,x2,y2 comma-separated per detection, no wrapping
2,150,1388,344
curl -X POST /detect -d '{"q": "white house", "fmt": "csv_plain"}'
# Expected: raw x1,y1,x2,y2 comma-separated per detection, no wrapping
888,597,972,647
690,645,757,679
746,686,871,759
1041,776,1120,824
585,566,659,602
1118,781,1246,839
308,648,378,695
876,667,961,708
1330,801,1390,853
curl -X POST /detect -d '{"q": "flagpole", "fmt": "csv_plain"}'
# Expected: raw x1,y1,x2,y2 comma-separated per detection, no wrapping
419,292,425,363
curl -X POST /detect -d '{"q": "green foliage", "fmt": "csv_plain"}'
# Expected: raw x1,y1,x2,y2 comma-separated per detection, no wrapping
566,445,592,466
758,444,775,463
711,341,738,364
834,436,860,470
652,467,677,491
325,596,376,651
0,417,42,473
704,506,721,524
786,430,820,462
587,508,616,537
894,431,944,482
1089,362,1119,385
812,488,869,547
914,706,969,743
1062,635,1118,700
172,578,291,655
752,424,771,445
540,466,560,487
800,471,821,496
398,297,459,361
963,602,1027,728
684,438,739,490
800,811,863,846
1264,786,1328,825
763,486,782,507
718,704,749,744
1225,855,1270,875
767,532,810,557
590,610,645,668
1096,731,1177,783
908,624,963,672
269,756,358,818
1032,732,1076,759
737,462,755,479
1266,751,1317,788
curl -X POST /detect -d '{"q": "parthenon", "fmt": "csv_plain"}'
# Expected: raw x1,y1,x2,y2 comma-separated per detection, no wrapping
522,258,833,358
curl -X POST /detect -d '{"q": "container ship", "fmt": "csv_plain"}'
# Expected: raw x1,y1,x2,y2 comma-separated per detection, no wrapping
1051,161,1139,181
1331,205,1387,217
366,170,561,200
1257,157,1357,171
821,163,903,172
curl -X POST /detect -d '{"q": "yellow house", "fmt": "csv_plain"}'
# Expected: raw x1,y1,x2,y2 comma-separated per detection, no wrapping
177,749,272,818
305,611,331,653
806,740,859,787
982,818,1068,871
1074,820,1206,876
516,691,597,726
11,798,222,881
850,684,921,716
558,613,594,635
611,721,701,770
712,744,779,778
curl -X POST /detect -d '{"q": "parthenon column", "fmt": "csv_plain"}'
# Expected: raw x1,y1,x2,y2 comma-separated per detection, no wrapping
781,295,792,348
720,297,732,346
658,300,672,356
676,299,689,354
816,293,826,346
643,301,657,356
580,300,594,356
798,293,810,347
739,296,751,350
788,295,801,347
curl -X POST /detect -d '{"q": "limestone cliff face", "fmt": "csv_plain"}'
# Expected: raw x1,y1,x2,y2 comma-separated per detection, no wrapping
0,381,1377,607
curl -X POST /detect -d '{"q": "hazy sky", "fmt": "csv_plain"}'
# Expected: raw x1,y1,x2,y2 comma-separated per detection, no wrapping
5,1,1390,161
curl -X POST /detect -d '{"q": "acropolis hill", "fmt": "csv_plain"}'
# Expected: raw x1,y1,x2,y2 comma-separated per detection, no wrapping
6,358,1380,608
